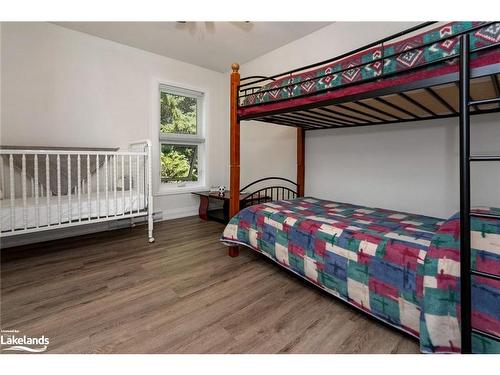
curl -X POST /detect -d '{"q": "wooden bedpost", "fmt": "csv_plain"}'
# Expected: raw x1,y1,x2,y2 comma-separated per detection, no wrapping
297,128,305,197
229,63,240,257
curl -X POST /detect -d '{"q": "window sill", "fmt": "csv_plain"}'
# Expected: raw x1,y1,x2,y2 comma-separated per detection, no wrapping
155,185,209,197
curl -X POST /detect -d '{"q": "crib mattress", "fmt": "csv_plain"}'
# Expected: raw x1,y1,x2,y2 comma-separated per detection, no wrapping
1,190,147,233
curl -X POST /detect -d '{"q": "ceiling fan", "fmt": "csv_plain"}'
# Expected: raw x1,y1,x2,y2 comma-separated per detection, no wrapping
175,21,253,35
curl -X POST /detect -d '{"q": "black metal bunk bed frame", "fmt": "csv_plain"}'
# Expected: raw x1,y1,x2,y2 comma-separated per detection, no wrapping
235,22,500,353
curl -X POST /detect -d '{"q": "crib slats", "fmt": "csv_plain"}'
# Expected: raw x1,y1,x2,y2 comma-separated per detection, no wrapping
113,156,117,217
1,147,150,236
46,154,50,227
96,155,100,218
67,155,71,223
87,154,91,220
34,154,39,228
0,156,4,229
0,174,1,231
22,154,27,229
121,155,125,215
129,155,132,215
9,155,15,232
57,154,61,225
136,155,140,213
0,155,4,201
105,155,109,218
77,154,81,222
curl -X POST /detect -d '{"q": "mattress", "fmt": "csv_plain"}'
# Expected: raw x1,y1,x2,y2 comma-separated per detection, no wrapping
1,190,147,233
221,197,500,353
238,22,500,118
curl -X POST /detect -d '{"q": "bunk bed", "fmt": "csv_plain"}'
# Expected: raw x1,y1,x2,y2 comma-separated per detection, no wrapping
220,22,500,354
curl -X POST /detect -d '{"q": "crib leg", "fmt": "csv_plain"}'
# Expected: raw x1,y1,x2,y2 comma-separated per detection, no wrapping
148,220,154,243
228,246,239,257
146,140,154,244
148,212,154,243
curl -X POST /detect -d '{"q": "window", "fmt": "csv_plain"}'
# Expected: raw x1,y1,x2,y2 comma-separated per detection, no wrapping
159,84,205,188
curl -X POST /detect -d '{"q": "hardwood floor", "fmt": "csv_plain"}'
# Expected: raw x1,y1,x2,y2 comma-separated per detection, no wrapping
0,217,419,354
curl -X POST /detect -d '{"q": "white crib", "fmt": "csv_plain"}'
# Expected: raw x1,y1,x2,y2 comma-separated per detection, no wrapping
0,140,154,245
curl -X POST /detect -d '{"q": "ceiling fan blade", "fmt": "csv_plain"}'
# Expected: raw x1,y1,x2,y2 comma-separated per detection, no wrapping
205,21,215,34
230,21,253,32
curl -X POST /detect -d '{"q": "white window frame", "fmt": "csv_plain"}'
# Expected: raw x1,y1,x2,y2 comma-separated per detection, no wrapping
157,83,206,194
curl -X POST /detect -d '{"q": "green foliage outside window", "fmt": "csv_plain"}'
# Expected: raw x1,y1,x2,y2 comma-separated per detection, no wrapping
160,92,197,134
160,91,199,183
160,144,198,183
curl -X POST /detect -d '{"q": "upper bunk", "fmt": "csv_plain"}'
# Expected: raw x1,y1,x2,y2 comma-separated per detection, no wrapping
237,22,500,130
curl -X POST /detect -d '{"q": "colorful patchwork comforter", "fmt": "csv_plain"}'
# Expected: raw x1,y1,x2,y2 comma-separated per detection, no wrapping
238,22,500,118
220,198,500,353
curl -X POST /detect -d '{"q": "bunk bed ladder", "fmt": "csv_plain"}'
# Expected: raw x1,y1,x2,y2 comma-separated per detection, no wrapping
460,34,500,354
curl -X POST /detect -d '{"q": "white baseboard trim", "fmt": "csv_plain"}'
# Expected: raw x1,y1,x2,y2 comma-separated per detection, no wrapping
1,208,197,248
160,206,198,221
1,213,164,249
1,217,140,248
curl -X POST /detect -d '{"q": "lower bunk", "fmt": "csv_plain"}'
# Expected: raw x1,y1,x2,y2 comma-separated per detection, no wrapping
220,197,500,353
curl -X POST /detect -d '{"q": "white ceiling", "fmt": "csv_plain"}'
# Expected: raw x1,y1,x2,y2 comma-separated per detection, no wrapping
53,22,332,72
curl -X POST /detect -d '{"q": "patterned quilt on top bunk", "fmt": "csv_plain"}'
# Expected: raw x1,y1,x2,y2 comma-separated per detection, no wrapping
221,198,500,353
238,22,500,116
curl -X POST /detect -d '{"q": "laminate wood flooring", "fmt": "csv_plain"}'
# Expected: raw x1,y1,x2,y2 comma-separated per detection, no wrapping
0,217,419,354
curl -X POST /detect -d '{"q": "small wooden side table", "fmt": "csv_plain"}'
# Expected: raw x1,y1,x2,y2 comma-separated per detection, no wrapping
192,191,270,223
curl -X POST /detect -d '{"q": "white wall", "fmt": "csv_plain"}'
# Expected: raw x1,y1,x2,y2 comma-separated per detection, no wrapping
240,22,500,218
1,22,229,219
2,22,499,221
